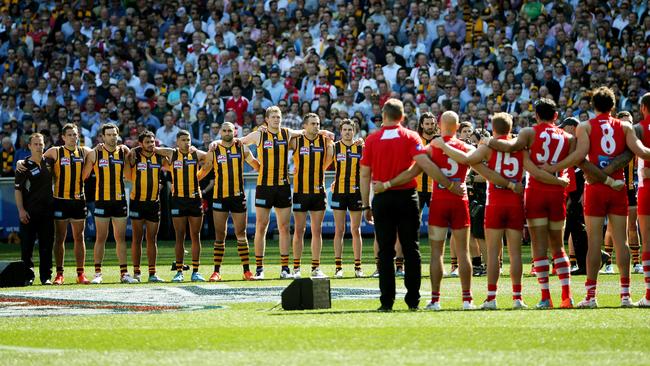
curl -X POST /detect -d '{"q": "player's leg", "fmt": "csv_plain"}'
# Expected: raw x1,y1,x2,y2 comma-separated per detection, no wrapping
548,220,573,307
309,210,326,277
112,217,133,282
292,210,308,277
70,219,87,283
603,226,614,272
53,219,68,284
394,238,404,276
92,217,110,283
628,206,641,272
427,226,446,310
582,215,606,306
528,218,552,307
188,215,204,280
483,228,504,308
145,220,161,281
253,206,271,279
452,227,473,308
637,214,650,305
449,235,458,276
350,210,363,276
276,206,292,277
210,210,229,281
232,211,252,279
131,218,144,279
332,209,347,276
608,214,632,305
172,216,188,279
395,191,421,309
505,228,525,308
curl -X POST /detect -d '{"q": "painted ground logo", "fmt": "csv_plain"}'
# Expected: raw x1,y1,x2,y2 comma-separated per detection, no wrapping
0,285,382,317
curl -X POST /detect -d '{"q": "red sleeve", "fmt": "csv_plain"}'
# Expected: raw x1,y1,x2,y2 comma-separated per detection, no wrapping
360,136,373,167
407,130,426,158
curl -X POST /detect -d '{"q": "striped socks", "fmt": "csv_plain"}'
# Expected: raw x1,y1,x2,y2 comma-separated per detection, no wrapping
534,257,551,301
553,251,572,300
643,252,650,300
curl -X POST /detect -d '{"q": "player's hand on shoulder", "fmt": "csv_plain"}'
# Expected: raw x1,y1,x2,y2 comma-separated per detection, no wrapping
479,137,490,146
16,159,27,172
431,136,445,149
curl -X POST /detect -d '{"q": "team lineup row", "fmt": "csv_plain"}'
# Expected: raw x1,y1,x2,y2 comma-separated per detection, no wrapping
14,92,650,310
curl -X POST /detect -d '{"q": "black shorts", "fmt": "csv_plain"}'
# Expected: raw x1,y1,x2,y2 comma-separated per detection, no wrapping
628,188,638,207
53,198,87,221
293,192,326,212
170,197,203,217
255,185,292,208
212,195,247,213
418,192,431,210
94,200,128,218
330,192,362,211
129,200,161,222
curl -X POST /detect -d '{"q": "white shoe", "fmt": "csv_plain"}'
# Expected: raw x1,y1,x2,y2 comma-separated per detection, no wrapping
253,269,265,280
311,267,327,278
621,297,636,308
513,299,528,309
425,301,441,311
354,269,364,278
133,273,142,283
371,269,380,278
633,264,644,274
292,267,301,279
570,264,579,272
600,264,615,274
481,299,497,310
120,273,139,284
90,273,103,284
462,301,476,310
576,297,598,308
395,268,405,277
280,268,294,279
635,297,650,307
450,268,459,277
334,268,343,278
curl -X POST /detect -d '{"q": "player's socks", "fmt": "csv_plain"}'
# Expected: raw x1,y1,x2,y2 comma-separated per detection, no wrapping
293,258,301,270
75,267,83,276
604,240,613,266
255,256,264,271
335,257,342,271
119,264,127,276
585,279,597,300
311,259,320,271
462,290,473,303
643,252,650,300
176,261,184,272
237,240,250,272
569,254,577,267
280,254,289,268
95,263,102,274
133,265,141,276
472,256,482,267
512,284,522,301
486,283,497,302
57,266,64,275
553,251,572,300
192,260,199,273
533,256,551,300
620,276,631,299
354,258,361,271
451,256,458,269
395,257,404,271
630,242,640,266
213,241,225,272
148,265,156,276
431,291,440,303
375,256,379,267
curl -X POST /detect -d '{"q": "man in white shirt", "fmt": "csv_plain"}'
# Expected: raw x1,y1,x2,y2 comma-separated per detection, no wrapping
278,46,303,76
31,78,49,108
382,52,401,86
155,113,180,147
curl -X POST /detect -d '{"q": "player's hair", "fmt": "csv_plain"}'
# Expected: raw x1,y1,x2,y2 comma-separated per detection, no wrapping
340,118,358,132
265,105,282,118
492,113,513,135
302,112,320,125
534,98,557,121
176,129,191,139
138,130,155,143
61,123,78,135
418,112,436,135
591,86,616,113
100,123,119,135
28,132,44,144
640,92,650,111
382,98,404,122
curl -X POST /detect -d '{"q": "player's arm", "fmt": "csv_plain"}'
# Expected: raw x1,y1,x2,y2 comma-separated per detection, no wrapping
243,145,260,171
153,146,174,159
14,171,29,224
197,154,214,181
433,138,486,165
121,145,132,180
593,123,643,179
487,128,532,152
471,163,523,193
624,122,650,160
82,148,97,181
323,137,335,170
523,150,568,187
195,148,209,161
238,129,261,146
549,123,590,172
43,146,59,161
201,179,214,198
360,164,372,211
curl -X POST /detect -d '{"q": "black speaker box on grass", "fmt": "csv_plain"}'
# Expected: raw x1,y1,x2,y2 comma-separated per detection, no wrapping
281,278,331,310
0,261,34,287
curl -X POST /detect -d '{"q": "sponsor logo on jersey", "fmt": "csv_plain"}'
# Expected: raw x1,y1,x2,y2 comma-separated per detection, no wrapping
217,155,227,164
336,153,346,161
173,161,183,169
311,146,324,152
263,140,273,149
299,146,310,155
98,159,109,168
60,157,70,166
137,162,147,171
348,153,361,158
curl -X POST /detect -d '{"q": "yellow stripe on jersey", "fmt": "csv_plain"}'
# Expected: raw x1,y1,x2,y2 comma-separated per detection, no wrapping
213,144,244,198
94,147,125,201
293,135,326,194
257,127,289,186
130,152,162,201
53,146,85,200
333,141,362,194
171,149,200,198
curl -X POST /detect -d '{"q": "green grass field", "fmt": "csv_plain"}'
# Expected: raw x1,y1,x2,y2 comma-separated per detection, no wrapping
0,238,649,366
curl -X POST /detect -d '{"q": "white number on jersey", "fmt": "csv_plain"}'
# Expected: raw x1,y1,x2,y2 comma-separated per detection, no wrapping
441,157,459,177
495,152,519,178
600,123,616,155
535,131,565,164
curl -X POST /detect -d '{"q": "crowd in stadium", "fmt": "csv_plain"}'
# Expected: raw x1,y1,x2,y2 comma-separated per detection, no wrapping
3,0,650,310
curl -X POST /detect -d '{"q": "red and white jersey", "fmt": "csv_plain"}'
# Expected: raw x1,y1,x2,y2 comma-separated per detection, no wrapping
486,136,524,206
430,136,470,201
638,115,650,188
587,113,626,184
528,122,571,191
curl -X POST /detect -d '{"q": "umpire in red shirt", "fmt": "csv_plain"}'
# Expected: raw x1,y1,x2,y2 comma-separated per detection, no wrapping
360,99,457,311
